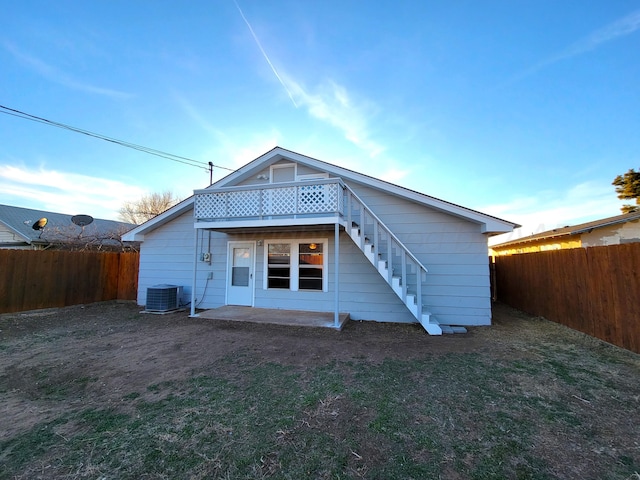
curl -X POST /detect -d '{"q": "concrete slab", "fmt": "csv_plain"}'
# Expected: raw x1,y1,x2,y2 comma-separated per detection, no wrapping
195,306,350,330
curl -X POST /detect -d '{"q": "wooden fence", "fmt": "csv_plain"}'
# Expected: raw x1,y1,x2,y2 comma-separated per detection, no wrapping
494,243,640,354
0,250,139,314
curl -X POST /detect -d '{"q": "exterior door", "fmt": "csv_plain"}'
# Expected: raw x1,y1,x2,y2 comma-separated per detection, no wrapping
226,242,255,306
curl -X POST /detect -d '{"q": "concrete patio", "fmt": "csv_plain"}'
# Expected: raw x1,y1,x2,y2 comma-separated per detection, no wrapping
195,305,350,330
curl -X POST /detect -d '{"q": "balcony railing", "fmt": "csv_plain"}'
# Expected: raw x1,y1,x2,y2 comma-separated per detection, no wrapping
194,178,346,225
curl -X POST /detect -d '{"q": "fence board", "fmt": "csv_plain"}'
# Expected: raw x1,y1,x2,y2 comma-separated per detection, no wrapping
494,244,640,354
0,250,139,314
117,252,140,300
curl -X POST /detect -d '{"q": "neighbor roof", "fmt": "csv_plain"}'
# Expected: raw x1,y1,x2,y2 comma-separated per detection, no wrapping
123,147,519,241
0,203,135,247
492,211,640,249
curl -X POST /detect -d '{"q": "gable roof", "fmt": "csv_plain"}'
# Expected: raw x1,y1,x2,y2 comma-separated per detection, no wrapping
123,146,518,241
0,203,135,247
492,211,640,249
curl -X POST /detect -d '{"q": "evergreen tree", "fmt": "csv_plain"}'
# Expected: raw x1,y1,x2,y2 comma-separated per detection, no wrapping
612,169,640,213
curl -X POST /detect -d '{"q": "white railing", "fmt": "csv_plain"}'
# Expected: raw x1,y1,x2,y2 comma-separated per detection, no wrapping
344,186,430,325
194,178,346,222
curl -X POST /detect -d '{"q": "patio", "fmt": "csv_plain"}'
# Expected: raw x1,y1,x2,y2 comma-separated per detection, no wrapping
195,305,350,330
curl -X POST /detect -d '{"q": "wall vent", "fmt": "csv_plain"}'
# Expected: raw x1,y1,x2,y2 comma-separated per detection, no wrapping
146,284,183,313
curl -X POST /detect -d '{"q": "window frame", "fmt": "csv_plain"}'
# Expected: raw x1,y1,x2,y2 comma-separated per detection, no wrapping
263,238,328,292
269,163,297,183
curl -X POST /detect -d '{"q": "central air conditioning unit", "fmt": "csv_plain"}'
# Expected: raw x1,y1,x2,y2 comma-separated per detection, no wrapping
145,284,183,313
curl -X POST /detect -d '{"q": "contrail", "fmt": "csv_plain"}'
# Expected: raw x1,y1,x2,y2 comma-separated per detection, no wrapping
233,0,298,108
505,8,640,85
550,8,640,64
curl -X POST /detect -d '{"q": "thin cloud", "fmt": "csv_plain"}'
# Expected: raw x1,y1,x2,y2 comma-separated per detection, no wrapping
3,42,132,99
173,92,221,136
233,0,298,107
0,164,146,220
286,77,386,159
232,2,387,160
511,8,640,82
483,180,624,245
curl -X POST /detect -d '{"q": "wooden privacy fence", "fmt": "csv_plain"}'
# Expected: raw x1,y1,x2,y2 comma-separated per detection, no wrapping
494,243,640,354
0,250,139,314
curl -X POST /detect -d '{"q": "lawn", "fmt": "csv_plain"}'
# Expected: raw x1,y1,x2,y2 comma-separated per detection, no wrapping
0,301,638,479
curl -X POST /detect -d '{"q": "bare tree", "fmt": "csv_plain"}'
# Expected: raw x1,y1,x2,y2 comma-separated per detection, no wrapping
39,223,138,252
119,190,180,225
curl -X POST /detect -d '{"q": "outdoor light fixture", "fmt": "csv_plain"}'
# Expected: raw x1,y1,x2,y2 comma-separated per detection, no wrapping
309,243,317,250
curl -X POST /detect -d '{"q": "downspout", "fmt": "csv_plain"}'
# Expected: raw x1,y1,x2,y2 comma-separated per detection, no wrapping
190,228,199,317
334,222,339,328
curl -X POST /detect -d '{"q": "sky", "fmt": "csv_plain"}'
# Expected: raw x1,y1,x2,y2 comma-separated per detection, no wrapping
1,1,639,244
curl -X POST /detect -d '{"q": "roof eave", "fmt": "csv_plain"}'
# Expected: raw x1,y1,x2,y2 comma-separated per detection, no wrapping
216,147,518,232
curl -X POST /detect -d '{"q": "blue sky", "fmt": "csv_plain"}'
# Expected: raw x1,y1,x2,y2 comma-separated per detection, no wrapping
1,1,639,242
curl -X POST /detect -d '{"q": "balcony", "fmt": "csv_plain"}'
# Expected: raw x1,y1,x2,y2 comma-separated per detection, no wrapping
194,178,347,229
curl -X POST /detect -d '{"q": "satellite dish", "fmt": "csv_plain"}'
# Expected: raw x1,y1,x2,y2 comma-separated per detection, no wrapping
72,214,94,227
32,218,48,230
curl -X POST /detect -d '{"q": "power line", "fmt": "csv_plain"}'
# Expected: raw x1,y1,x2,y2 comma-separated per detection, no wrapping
0,104,236,173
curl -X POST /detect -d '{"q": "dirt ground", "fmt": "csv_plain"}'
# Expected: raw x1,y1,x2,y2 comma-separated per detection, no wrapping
1,300,639,479
0,301,500,439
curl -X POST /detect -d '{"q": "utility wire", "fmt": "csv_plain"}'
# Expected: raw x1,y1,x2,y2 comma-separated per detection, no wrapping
0,104,236,172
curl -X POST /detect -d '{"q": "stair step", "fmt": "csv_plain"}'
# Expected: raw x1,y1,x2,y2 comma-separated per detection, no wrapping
419,315,442,335
378,259,387,270
345,202,438,336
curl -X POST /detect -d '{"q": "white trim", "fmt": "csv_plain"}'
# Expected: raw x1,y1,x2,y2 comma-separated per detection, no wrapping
263,237,329,292
190,228,199,316
195,217,346,230
270,162,297,183
123,147,518,241
214,148,517,232
225,240,256,306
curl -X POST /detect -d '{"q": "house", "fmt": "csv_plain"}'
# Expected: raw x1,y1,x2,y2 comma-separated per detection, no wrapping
490,211,640,256
0,204,135,250
122,147,517,334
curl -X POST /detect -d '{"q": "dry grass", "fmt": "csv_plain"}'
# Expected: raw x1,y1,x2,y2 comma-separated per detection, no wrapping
0,301,639,479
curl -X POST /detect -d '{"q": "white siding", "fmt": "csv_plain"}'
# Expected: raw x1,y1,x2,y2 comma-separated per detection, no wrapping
347,182,492,326
136,180,494,326
136,211,226,308
203,229,416,322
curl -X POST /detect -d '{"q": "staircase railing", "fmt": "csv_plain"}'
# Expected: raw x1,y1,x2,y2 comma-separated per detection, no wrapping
344,185,430,323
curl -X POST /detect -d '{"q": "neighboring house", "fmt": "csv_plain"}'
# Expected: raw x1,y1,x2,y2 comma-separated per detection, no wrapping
490,211,640,256
0,204,135,250
123,147,517,334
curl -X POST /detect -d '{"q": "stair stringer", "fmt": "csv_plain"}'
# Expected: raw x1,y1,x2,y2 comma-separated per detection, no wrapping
344,187,442,335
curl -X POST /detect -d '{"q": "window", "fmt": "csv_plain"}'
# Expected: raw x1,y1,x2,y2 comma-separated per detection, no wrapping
264,239,327,292
299,243,323,290
267,243,291,289
270,164,296,183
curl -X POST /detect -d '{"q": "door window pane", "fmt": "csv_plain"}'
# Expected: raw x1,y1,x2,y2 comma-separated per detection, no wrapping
232,267,250,286
231,247,251,286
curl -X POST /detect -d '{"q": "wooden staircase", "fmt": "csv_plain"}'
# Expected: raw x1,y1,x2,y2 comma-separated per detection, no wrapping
344,187,442,335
